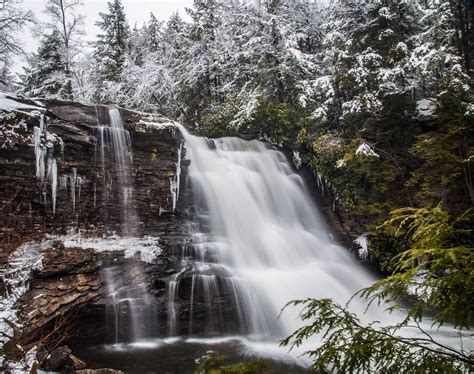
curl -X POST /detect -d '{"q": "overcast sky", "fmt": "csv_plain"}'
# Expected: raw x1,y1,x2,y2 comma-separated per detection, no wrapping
13,0,193,73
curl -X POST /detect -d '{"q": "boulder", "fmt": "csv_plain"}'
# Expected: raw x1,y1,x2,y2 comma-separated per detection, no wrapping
42,345,72,371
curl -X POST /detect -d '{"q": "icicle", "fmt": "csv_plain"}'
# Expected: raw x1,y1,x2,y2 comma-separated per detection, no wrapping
70,168,77,212
33,115,47,181
51,159,57,215
60,175,68,190
169,178,177,212
169,143,183,212
77,176,83,203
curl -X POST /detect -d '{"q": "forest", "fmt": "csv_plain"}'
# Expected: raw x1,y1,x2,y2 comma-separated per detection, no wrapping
0,0,473,373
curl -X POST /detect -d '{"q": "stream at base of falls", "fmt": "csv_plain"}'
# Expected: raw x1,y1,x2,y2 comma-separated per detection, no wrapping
73,338,307,373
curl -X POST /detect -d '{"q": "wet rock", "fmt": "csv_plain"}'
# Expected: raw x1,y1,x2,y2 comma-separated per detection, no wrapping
17,262,103,346
1,339,24,361
67,354,87,370
42,345,71,371
36,345,49,364
75,369,124,374
35,242,100,278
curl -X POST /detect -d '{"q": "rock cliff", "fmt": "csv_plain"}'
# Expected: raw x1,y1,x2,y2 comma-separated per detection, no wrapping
0,94,193,372
0,94,189,241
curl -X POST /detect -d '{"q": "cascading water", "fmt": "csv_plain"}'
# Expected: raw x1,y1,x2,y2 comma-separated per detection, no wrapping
96,107,138,235
172,125,384,348
73,125,466,372
103,263,157,344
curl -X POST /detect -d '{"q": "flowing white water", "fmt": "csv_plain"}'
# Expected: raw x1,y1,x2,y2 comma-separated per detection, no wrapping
176,125,386,348
102,264,155,344
171,127,472,366
96,107,138,235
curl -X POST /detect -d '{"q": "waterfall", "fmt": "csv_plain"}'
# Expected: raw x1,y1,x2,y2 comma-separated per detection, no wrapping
103,263,156,344
96,107,138,235
176,125,384,344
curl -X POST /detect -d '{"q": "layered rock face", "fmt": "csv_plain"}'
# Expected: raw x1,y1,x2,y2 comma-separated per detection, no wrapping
0,95,199,371
0,95,188,240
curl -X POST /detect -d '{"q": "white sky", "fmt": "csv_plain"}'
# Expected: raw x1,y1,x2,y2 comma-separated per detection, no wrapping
13,0,193,73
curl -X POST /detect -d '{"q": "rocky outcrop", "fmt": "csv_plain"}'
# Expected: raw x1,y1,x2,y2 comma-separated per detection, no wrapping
0,94,193,372
0,94,189,241
11,241,101,346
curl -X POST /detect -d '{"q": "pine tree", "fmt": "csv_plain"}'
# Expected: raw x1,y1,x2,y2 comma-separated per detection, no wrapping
146,12,163,53
20,30,66,98
94,0,130,84
0,54,15,92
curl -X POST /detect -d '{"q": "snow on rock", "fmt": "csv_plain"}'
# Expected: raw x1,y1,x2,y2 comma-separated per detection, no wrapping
4,346,38,373
258,134,283,148
1,118,29,149
356,143,379,158
416,98,437,119
138,119,178,132
354,234,369,260
0,92,45,112
0,242,43,351
61,234,162,264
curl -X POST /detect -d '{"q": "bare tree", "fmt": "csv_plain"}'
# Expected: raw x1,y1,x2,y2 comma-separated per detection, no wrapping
42,0,85,99
0,0,34,56
0,0,34,88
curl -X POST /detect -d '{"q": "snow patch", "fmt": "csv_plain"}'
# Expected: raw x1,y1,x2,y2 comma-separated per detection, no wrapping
61,234,162,264
416,98,436,118
138,120,177,131
356,143,379,158
292,151,302,169
354,234,369,260
336,159,346,168
0,92,45,112
465,103,474,117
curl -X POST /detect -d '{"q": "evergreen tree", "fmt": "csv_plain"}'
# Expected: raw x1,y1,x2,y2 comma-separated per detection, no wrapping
0,54,15,92
94,0,130,84
146,12,163,53
20,30,66,98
